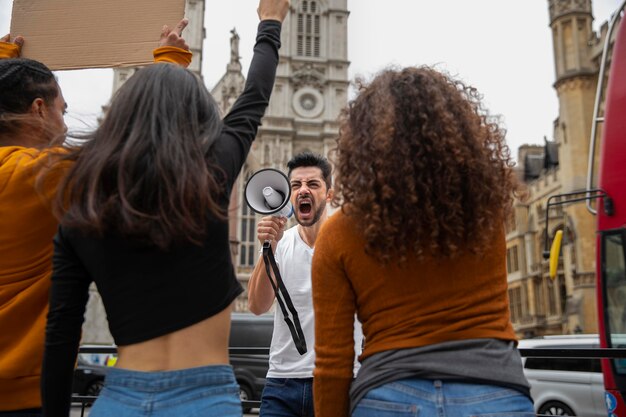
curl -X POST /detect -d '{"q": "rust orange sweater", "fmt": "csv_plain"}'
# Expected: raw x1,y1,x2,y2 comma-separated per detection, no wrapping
311,211,517,417
0,147,67,410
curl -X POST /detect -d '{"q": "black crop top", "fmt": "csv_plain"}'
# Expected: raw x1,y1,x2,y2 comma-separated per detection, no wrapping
41,20,282,416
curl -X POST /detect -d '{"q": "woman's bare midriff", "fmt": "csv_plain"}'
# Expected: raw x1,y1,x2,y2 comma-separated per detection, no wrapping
115,302,234,371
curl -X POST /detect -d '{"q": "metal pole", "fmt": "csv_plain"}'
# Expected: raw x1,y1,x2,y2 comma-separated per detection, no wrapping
586,1,626,214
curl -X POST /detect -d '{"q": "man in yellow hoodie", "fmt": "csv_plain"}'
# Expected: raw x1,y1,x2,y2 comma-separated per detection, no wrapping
0,36,68,416
0,22,191,416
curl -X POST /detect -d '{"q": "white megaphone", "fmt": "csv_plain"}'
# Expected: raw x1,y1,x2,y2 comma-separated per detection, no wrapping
244,169,307,356
244,168,294,218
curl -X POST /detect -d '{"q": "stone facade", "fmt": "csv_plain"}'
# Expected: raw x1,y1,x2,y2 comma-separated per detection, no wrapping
221,0,350,311
506,0,619,338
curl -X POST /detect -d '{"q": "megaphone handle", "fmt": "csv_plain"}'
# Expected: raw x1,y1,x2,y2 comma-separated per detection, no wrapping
261,242,308,355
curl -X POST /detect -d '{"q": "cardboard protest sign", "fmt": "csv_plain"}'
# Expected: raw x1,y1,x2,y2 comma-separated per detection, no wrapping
10,0,186,71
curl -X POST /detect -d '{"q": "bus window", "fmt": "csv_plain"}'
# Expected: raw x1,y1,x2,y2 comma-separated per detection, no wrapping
602,231,626,375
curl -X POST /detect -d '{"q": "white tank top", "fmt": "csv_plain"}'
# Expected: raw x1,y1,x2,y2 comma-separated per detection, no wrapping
267,226,362,378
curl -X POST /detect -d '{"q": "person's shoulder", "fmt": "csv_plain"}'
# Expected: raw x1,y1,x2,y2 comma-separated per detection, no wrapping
284,224,299,237
321,209,355,234
0,146,43,175
0,146,71,192
272,225,301,265
0,145,34,162
0,145,67,165
278,225,299,246
317,210,360,251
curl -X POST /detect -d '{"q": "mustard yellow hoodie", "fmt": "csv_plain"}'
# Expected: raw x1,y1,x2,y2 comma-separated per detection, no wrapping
0,41,190,411
0,147,67,410
0,40,60,412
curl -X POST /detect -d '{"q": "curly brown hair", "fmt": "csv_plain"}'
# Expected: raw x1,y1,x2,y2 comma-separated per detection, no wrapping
332,66,521,263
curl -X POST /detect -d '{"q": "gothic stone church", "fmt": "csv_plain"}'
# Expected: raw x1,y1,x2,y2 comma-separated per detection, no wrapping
215,0,350,312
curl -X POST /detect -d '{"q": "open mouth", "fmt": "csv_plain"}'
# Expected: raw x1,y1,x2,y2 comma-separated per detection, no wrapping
298,199,312,215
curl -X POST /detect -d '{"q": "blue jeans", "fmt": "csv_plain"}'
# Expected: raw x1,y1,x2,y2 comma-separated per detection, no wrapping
89,364,241,417
260,377,314,417
353,379,534,417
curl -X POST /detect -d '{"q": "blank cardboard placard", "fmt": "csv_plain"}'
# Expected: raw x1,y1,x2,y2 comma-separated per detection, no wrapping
10,0,186,71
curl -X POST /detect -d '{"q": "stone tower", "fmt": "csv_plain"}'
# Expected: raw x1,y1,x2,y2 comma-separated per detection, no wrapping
549,0,596,192
259,0,350,160
230,0,350,308
548,0,599,333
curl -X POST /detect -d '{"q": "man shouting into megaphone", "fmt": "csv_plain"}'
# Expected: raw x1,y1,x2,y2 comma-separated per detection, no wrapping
248,151,362,417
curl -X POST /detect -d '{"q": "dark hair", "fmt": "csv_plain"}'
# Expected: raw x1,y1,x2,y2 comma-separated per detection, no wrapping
0,58,59,138
57,63,224,249
287,151,332,189
333,66,521,263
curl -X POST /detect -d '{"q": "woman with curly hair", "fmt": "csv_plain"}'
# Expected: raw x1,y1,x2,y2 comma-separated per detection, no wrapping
311,67,534,417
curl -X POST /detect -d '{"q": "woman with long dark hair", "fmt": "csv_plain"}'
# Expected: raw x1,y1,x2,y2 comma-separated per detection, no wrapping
40,1,289,416
311,67,534,417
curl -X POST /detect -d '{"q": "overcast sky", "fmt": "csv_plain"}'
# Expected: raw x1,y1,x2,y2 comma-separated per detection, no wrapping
0,0,622,158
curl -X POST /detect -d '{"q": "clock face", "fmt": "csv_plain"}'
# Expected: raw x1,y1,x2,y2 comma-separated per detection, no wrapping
293,87,324,118
300,93,317,110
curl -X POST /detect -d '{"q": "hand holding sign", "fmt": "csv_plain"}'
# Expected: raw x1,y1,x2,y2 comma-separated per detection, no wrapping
0,34,25,59
159,18,190,51
1,34,25,49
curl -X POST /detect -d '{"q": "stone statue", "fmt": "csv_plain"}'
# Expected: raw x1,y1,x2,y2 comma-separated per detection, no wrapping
230,28,240,63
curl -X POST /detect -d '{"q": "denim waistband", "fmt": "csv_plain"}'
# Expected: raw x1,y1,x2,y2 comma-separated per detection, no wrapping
104,364,236,391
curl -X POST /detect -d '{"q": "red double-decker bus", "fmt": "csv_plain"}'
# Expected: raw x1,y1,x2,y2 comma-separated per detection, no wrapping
594,2,626,415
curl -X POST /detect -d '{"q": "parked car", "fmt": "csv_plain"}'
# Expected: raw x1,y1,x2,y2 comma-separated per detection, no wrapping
518,335,606,417
230,312,273,412
72,354,110,397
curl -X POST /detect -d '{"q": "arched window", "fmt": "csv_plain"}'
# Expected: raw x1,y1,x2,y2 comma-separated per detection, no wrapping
297,1,321,57
264,144,271,165
533,276,545,316
239,171,257,268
